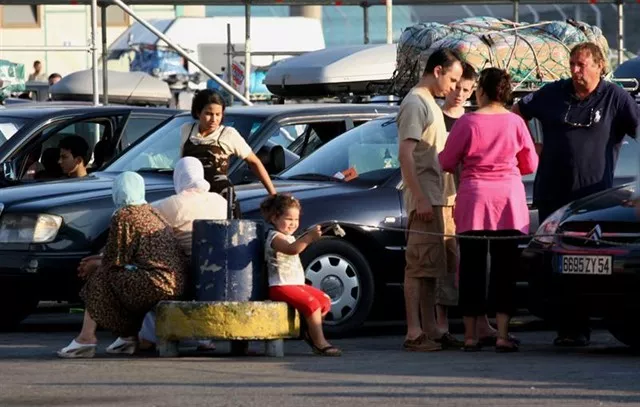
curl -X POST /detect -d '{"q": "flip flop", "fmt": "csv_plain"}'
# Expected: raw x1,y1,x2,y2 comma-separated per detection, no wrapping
462,342,482,352
106,337,136,355
57,339,97,359
479,333,521,347
312,345,342,357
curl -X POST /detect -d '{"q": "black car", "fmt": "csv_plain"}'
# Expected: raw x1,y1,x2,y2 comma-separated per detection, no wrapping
0,103,396,330
522,183,640,348
0,104,180,186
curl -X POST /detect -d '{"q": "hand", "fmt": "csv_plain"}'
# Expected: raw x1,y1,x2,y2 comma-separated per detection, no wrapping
415,196,434,222
308,225,323,242
78,257,102,279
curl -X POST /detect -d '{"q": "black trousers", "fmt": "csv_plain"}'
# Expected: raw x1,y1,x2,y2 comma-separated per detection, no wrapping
458,230,522,317
537,201,591,339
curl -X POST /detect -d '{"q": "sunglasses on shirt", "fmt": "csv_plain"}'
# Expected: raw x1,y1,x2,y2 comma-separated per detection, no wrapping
563,103,595,128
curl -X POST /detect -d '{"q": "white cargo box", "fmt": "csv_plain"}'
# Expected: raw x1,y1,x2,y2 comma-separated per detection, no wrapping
264,44,396,98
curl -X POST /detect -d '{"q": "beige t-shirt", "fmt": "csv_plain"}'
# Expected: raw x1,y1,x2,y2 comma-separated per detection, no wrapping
397,87,456,212
180,123,252,160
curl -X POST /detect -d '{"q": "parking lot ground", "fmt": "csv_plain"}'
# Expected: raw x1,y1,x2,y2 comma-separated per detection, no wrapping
1,313,640,407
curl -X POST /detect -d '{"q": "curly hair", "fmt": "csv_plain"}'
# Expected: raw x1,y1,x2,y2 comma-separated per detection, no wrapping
260,193,302,222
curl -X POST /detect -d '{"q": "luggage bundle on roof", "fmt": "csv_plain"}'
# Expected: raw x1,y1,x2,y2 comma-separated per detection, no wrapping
391,17,611,96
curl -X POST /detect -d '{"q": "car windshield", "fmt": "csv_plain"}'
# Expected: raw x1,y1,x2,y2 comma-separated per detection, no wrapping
105,113,264,173
0,117,29,147
280,116,399,183
280,115,638,185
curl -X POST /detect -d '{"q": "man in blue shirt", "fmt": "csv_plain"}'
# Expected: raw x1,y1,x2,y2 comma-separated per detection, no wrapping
514,42,639,347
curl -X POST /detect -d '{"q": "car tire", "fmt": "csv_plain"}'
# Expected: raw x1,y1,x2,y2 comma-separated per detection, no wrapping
607,318,640,348
300,237,375,337
0,290,39,331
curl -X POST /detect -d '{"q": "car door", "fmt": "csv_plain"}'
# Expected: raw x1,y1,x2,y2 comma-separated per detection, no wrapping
2,110,132,183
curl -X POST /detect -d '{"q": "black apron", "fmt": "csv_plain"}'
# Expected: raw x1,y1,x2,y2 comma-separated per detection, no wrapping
182,124,241,218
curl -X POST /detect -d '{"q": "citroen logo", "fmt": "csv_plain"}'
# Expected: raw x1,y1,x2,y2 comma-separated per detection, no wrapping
586,224,602,242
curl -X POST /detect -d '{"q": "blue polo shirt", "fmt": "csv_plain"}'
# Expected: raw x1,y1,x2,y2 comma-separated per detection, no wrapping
518,79,639,206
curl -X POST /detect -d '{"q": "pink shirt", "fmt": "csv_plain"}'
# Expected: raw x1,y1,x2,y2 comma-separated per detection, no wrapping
438,112,538,234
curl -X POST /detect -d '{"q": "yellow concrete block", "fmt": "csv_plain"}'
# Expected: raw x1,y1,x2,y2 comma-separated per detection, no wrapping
156,301,300,341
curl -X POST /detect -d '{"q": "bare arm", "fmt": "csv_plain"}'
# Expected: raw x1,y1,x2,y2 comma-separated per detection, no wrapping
512,103,542,156
245,153,277,195
399,139,432,221
271,226,322,256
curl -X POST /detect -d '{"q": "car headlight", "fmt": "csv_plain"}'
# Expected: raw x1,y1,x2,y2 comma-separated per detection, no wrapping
533,204,570,244
0,214,63,243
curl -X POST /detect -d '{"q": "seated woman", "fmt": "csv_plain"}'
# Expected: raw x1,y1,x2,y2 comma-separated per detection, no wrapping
138,157,228,350
58,171,189,358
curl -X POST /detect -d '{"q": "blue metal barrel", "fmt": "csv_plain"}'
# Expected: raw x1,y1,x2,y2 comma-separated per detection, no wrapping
191,219,267,302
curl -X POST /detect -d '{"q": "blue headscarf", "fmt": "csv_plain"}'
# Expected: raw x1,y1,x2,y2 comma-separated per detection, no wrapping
112,171,147,209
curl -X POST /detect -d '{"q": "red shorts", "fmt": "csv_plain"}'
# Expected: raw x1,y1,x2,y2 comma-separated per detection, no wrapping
269,285,331,317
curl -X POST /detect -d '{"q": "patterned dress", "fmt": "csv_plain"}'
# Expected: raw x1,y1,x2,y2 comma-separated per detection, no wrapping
80,204,188,337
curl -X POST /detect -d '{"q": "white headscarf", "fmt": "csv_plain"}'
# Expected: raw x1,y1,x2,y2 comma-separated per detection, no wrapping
173,157,210,194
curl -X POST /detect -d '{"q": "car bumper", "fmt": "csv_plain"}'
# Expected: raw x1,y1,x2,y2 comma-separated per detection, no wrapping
523,241,640,319
0,251,89,301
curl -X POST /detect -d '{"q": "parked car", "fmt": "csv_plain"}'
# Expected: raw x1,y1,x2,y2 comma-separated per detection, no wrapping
236,116,639,334
106,104,398,184
0,104,180,187
522,182,640,348
0,103,396,330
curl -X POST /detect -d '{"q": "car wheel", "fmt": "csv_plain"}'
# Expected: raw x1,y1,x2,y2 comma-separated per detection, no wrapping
607,318,640,348
300,237,375,336
0,289,39,331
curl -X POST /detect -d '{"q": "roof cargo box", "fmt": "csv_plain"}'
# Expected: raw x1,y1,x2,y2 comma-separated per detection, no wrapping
264,44,395,98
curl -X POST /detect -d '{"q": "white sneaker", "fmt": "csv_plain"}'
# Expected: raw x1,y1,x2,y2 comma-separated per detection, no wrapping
57,339,97,358
106,337,136,355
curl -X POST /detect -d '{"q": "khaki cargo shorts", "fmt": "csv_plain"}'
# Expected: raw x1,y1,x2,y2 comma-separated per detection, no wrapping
405,206,458,304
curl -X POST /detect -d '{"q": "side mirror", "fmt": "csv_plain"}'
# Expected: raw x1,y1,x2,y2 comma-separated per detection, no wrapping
2,161,16,181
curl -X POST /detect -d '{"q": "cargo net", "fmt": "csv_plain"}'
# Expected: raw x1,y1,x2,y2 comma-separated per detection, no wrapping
390,17,610,97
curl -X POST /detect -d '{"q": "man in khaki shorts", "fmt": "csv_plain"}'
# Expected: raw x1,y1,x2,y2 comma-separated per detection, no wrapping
398,48,463,351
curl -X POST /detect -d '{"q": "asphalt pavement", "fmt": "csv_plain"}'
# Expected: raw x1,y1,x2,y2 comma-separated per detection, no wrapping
1,313,640,407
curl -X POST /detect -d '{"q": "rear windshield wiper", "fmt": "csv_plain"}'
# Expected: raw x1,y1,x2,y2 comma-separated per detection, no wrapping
284,173,343,182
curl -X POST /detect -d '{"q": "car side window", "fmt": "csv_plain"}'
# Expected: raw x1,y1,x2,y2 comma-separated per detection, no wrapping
269,124,308,148
119,116,167,149
19,118,113,180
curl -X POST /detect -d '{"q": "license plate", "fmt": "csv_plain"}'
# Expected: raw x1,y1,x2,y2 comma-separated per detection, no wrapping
559,255,612,275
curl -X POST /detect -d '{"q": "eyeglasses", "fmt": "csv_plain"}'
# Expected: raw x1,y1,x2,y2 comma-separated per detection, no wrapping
564,104,595,128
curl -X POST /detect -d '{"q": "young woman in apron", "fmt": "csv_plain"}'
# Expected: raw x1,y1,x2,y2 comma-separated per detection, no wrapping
181,90,276,218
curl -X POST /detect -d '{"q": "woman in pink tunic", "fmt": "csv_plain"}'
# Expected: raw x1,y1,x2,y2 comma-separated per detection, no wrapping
438,68,538,352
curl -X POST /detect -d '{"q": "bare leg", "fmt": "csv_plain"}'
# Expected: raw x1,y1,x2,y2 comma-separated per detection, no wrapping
419,278,440,339
75,311,98,344
305,309,332,349
435,304,449,335
476,314,497,338
495,313,513,347
404,276,423,340
463,316,478,346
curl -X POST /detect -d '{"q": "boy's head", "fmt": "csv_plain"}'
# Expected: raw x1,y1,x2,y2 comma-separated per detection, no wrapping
58,135,90,177
445,62,477,108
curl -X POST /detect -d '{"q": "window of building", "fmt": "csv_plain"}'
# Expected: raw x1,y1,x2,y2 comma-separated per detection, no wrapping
0,5,41,28
98,6,130,27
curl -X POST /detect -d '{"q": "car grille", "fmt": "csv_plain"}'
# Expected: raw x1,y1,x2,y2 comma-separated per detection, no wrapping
559,221,640,248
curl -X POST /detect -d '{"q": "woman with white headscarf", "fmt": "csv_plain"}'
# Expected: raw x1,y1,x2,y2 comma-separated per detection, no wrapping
153,156,227,256
58,172,189,358
138,157,228,350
